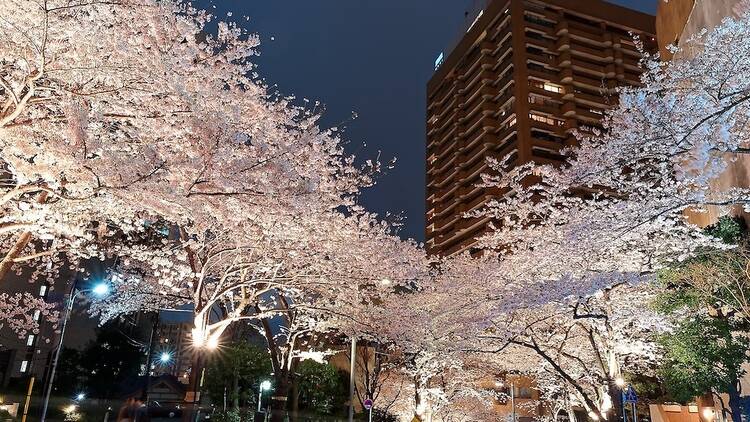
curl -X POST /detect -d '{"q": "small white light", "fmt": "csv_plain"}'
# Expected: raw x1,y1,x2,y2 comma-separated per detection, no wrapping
76,393,85,401
615,377,625,388
160,352,172,363
380,278,392,286
703,408,716,420
495,381,504,388
260,380,272,391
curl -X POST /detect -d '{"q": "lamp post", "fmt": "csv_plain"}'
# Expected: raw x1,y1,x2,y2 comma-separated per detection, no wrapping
40,282,110,422
258,380,272,413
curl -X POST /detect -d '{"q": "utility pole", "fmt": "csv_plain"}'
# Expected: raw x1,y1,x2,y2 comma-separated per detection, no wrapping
144,312,160,405
348,336,356,422
20,377,34,422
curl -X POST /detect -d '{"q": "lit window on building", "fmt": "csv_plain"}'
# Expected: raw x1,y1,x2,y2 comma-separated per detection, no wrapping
543,82,564,94
26,334,35,346
39,285,47,296
33,310,41,321
530,112,563,127
20,360,28,373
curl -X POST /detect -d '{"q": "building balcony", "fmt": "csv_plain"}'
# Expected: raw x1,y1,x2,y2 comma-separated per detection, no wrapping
569,42,614,62
572,61,609,79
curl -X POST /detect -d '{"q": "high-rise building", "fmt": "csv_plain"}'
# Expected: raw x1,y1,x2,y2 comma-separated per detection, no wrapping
426,0,656,256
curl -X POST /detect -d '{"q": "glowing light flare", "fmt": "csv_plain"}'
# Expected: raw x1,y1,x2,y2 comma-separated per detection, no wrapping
206,335,219,350
702,408,716,421
92,283,110,297
191,327,206,348
260,380,272,391
615,377,626,388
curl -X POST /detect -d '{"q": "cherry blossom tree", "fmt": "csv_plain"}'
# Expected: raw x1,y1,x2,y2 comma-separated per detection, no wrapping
410,9,750,420
0,292,57,337
1,0,373,333
91,209,428,420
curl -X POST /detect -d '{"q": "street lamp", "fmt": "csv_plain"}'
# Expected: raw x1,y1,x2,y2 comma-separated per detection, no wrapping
40,282,110,422
258,380,272,412
159,352,173,364
92,283,110,297
75,393,85,401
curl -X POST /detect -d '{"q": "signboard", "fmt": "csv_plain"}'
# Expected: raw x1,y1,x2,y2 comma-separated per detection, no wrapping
623,387,638,404
363,398,373,410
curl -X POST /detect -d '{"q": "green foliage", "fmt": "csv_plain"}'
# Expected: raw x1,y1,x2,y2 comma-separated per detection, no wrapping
655,215,750,318
208,409,254,422
296,360,348,414
56,348,86,396
81,322,142,398
659,315,749,403
655,216,750,405
204,342,272,408
705,216,746,245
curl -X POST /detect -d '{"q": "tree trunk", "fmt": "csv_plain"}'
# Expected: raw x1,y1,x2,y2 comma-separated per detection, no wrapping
232,372,239,410
290,377,299,422
727,381,745,422
0,191,48,282
269,374,290,422
608,380,624,422
183,351,205,422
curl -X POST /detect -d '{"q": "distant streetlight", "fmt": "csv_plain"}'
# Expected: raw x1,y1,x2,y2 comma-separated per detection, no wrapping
75,393,85,401
258,380,272,412
160,352,172,364
41,281,110,422
92,283,110,297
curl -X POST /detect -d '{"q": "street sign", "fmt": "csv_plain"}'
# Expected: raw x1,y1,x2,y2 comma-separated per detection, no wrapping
623,386,638,404
363,398,374,410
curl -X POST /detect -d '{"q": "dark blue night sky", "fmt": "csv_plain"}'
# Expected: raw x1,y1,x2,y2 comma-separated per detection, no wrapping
207,0,658,242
